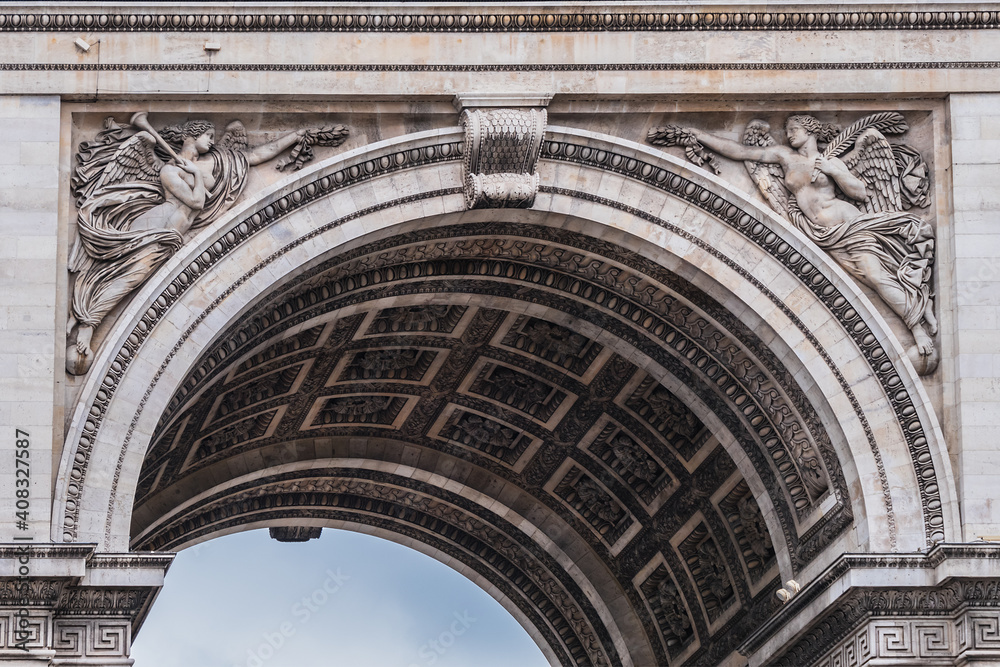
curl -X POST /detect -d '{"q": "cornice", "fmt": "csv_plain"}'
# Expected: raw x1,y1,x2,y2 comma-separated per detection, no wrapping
738,544,1000,657
0,545,95,559
2,61,1000,72
0,546,173,570
86,553,175,569
1,6,1000,33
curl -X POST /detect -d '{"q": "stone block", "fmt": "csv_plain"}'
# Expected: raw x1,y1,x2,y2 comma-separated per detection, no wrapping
983,116,1000,140
951,140,1000,165
951,116,983,140
957,377,1000,403
0,118,59,143
953,209,999,235
950,93,1000,118
960,401,1000,426
18,141,59,165
956,305,998,331
957,354,995,379
952,185,1000,212
952,163,1000,189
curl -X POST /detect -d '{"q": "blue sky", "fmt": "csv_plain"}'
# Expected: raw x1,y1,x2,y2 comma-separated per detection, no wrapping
131,529,549,667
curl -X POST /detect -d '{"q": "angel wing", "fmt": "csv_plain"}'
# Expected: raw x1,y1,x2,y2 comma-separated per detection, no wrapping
840,127,903,214
742,120,796,222
820,113,908,214
92,131,164,194
73,118,162,205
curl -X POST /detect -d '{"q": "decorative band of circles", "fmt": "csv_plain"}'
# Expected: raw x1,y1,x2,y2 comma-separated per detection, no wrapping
0,10,997,33
2,62,1000,72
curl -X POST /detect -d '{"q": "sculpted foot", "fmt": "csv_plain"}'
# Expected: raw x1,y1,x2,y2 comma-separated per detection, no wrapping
912,324,934,357
923,300,938,336
908,324,939,376
75,325,94,358
66,324,95,376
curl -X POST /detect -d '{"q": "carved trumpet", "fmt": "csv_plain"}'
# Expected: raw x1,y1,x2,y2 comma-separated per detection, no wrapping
130,111,182,163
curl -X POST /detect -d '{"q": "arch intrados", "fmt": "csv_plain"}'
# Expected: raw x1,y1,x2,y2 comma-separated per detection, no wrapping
131,289,800,579
133,454,641,667
541,127,955,544
165,518,564,667
55,125,954,560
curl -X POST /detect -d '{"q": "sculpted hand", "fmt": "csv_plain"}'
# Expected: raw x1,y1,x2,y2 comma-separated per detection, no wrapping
177,157,201,176
683,127,702,146
810,155,832,183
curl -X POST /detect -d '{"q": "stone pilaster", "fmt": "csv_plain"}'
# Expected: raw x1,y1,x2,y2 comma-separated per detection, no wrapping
948,93,1000,542
0,96,60,542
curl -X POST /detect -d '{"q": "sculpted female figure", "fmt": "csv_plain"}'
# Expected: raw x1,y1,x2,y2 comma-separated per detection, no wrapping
651,114,937,372
67,115,348,375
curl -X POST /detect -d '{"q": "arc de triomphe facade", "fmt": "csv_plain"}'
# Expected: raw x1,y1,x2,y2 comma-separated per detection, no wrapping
2,3,1000,665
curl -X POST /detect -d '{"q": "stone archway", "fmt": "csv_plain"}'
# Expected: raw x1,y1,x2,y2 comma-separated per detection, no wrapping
53,125,958,666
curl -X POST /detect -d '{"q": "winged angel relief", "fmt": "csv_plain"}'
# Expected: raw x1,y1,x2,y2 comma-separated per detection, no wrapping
66,113,349,375
648,113,937,374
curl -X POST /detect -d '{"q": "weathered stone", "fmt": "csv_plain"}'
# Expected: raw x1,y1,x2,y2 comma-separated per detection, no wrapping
0,3,998,666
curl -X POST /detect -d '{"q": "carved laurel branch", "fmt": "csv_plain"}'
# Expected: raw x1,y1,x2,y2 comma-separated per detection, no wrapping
141,476,612,667
1,10,998,32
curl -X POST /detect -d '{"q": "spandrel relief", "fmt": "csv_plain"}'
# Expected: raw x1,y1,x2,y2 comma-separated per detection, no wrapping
66,113,349,376
648,112,938,375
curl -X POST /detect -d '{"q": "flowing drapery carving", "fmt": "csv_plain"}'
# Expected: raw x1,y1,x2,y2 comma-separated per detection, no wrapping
66,114,349,375
649,112,938,374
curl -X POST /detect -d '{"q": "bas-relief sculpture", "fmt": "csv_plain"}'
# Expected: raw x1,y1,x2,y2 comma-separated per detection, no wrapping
66,113,349,375
46,97,979,666
66,107,939,383
649,112,938,374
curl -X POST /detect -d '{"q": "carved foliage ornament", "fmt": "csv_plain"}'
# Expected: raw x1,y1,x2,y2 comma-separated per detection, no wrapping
657,579,693,640
648,112,938,375
461,107,546,209
65,112,349,376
